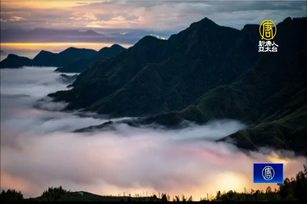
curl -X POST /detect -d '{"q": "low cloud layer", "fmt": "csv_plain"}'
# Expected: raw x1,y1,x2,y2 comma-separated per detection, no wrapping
1,67,306,200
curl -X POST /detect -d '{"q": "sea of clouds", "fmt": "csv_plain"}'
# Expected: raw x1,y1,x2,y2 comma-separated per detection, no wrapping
0,67,305,200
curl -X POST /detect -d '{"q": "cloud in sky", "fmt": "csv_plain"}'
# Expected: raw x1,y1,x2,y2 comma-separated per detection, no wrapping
1,67,306,200
0,0,305,54
0,1,305,35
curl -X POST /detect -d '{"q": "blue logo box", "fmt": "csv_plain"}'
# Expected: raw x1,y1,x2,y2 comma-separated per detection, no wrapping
253,163,284,183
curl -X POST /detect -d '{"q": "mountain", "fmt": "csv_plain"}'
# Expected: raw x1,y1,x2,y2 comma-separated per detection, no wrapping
0,47,96,69
32,47,97,68
55,44,126,72
51,17,307,154
97,44,126,58
142,17,307,154
0,54,33,68
51,18,259,115
32,50,61,67
176,17,306,155
0,45,126,72
50,35,170,108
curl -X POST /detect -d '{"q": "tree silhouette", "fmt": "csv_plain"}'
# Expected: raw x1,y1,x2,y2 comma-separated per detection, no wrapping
0,189,23,201
161,193,168,202
40,186,67,201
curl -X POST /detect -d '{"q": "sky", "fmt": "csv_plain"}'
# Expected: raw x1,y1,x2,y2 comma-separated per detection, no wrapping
0,0,306,40
1,67,306,200
1,0,306,29
0,0,306,58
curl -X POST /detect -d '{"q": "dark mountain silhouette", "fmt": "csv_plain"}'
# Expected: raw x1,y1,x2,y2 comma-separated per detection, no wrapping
0,45,126,72
50,17,307,154
138,18,307,154
180,17,307,154
51,35,169,108
0,54,33,68
51,17,259,114
56,44,126,72
139,17,306,155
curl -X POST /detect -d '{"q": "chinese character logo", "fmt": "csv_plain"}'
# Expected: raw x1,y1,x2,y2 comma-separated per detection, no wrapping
262,166,275,181
258,20,279,52
259,20,277,40
254,163,283,183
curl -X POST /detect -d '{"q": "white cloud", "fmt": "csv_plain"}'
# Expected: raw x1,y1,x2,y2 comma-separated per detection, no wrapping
1,67,306,200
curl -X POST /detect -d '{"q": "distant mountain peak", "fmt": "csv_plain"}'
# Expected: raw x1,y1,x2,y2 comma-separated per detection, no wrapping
183,17,219,34
0,53,32,68
140,35,159,41
82,29,100,36
63,47,78,52
98,44,125,53
134,35,162,47
190,17,218,28
110,44,123,49
200,17,216,24
7,53,19,57
37,50,54,55
282,16,292,23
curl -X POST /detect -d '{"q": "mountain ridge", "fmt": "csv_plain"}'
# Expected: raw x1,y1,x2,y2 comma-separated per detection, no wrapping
50,17,307,155
51,17,259,116
0,44,126,72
